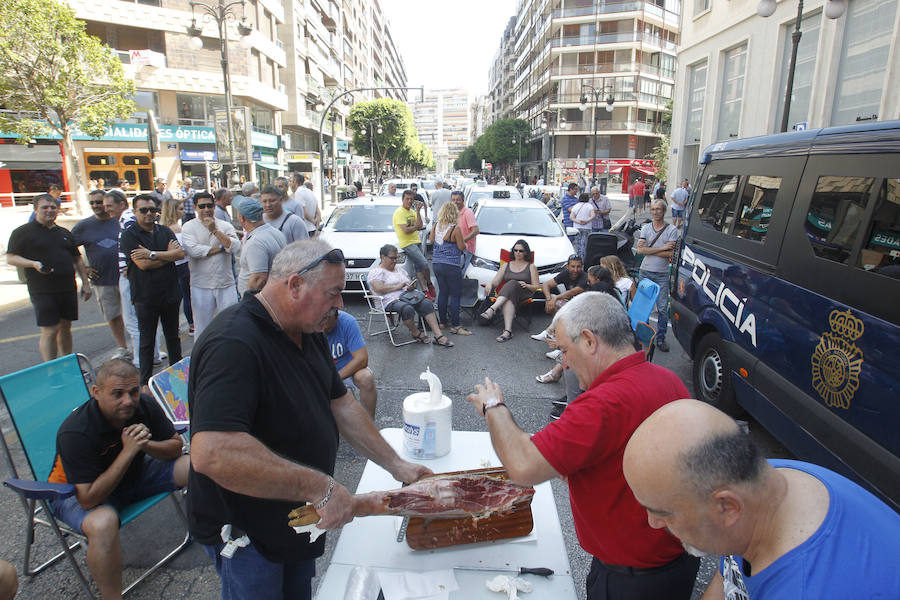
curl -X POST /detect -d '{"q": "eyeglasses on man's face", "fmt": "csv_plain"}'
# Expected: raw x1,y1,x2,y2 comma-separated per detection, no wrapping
295,248,345,278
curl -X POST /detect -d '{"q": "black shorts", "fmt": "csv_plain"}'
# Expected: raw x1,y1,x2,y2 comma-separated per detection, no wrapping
30,291,78,327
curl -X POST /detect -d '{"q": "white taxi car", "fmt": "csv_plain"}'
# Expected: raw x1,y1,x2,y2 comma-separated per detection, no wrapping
465,198,577,299
318,196,403,293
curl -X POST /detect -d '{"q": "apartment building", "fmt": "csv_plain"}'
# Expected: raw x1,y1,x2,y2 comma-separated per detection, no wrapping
412,89,471,174
670,0,900,184
487,17,517,125
488,0,678,187
470,95,488,145
278,0,407,187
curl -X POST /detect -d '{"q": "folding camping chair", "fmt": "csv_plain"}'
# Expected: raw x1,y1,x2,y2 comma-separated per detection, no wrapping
634,320,658,362
0,354,191,598
482,248,538,331
627,278,660,330
364,288,427,347
149,356,191,449
459,277,481,324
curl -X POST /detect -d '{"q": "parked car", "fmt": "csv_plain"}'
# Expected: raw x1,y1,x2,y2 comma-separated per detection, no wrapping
465,198,576,299
463,185,523,210
318,196,402,293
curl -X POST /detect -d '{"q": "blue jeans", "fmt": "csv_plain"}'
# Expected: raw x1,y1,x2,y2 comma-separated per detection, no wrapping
639,269,670,342
574,229,590,261
433,262,462,326
203,542,315,600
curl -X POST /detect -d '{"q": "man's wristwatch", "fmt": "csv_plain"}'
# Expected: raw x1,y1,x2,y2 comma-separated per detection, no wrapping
149,251,157,260
482,397,506,416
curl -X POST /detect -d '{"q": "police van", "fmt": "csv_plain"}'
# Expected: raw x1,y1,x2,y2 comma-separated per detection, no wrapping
671,120,900,511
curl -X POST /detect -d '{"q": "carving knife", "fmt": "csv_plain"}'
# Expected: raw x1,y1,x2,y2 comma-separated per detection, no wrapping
453,566,554,577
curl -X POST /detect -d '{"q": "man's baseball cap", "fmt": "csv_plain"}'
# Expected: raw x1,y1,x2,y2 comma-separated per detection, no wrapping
233,195,263,221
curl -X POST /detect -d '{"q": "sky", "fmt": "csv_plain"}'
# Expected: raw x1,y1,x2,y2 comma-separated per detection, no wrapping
380,0,519,97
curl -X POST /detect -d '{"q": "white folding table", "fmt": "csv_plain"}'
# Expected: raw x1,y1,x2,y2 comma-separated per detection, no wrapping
314,428,577,599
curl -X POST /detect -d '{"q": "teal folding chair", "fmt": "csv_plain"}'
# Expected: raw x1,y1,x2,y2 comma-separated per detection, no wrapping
0,354,191,598
627,278,660,330
634,320,657,362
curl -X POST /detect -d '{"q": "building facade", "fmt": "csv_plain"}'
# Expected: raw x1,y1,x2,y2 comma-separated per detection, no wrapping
488,0,678,187
470,95,488,145
670,0,900,185
411,89,471,174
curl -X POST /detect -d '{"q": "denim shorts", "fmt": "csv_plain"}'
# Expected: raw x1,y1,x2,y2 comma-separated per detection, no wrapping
51,455,178,534
203,541,316,600
671,208,685,218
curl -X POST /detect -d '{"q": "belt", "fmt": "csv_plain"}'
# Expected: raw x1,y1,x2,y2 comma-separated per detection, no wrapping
595,553,686,577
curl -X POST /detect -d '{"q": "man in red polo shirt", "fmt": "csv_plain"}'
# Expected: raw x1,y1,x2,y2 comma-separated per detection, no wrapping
466,291,699,599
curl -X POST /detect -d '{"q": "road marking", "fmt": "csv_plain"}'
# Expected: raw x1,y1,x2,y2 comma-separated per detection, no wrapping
0,322,108,345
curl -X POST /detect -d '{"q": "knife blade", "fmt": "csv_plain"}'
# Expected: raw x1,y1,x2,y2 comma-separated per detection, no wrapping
396,516,410,542
453,566,554,577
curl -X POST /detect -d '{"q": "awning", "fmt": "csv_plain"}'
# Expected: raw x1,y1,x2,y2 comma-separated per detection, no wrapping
631,166,658,176
0,143,62,170
255,161,288,171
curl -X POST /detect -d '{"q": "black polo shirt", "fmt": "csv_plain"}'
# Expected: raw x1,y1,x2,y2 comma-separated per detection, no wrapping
48,395,175,487
554,268,588,291
187,293,346,563
119,222,181,305
7,220,78,294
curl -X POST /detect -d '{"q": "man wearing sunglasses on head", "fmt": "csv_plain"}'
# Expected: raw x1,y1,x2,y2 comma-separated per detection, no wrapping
119,194,185,387
181,191,242,338
189,239,433,600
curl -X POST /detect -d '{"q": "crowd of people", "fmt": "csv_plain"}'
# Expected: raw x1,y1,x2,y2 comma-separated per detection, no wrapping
5,174,900,600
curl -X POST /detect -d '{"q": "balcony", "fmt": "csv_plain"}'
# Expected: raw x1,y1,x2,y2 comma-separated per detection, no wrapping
551,32,677,52
556,119,669,134
552,1,675,20
551,62,675,79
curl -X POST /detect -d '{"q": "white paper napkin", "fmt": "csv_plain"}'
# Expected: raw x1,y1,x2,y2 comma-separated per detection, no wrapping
377,569,459,600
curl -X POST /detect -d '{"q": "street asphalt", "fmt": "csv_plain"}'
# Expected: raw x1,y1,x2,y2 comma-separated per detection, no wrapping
0,193,789,599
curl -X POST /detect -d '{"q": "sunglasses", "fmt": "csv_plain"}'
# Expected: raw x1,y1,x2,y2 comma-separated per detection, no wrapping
295,248,345,277
196,203,214,209
513,248,526,253
568,254,582,261
89,200,105,205
138,206,159,214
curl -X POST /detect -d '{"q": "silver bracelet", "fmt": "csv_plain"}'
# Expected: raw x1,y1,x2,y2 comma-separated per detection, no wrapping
314,476,335,510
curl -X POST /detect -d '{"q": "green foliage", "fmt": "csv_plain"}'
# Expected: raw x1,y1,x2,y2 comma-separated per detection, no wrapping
645,99,674,183
0,0,136,141
469,118,530,168
348,98,432,175
454,146,480,172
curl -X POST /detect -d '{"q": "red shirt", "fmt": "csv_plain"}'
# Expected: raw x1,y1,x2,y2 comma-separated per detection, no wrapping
631,180,645,200
531,352,688,567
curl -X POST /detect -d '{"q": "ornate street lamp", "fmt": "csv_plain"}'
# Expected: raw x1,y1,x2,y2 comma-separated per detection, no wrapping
578,83,615,185
186,1,252,185
758,0,846,132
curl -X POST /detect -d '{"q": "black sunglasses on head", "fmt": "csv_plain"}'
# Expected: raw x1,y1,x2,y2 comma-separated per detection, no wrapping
295,248,344,278
138,206,159,214
196,203,214,209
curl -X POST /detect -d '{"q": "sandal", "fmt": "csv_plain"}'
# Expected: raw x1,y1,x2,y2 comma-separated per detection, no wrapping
433,335,454,348
535,369,561,384
496,329,513,343
480,306,496,321
449,326,472,335
413,331,431,344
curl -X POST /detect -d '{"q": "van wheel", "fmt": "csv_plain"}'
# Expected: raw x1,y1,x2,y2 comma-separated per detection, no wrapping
693,332,742,416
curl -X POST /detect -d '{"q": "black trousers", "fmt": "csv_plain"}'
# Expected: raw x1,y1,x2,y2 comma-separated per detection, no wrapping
134,301,182,385
586,553,700,600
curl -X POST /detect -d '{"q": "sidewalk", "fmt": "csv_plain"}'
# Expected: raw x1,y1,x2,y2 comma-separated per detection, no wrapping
0,263,30,312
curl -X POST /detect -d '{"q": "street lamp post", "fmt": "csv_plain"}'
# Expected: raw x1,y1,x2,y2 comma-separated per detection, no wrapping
361,118,383,195
757,0,846,133
316,86,423,208
186,0,252,187
544,110,566,185
579,83,615,187
512,132,525,185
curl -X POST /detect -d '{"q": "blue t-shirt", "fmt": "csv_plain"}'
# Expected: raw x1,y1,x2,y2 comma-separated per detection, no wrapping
718,459,900,600
71,216,122,286
671,187,689,209
325,311,365,372
561,194,579,228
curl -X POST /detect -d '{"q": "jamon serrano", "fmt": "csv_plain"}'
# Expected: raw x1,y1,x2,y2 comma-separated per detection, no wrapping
288,471,534,527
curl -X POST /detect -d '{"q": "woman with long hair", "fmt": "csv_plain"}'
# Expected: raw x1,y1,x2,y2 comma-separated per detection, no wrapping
600,254,635,304
429,202,470,335
160,198,194,333
480,239,539,342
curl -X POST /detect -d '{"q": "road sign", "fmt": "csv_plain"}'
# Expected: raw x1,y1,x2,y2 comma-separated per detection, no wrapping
794,122,808,131
385,160,391,165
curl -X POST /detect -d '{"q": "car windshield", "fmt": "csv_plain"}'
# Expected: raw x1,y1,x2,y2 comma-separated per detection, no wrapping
379,182,412,195
477,206,562,237
421,181,435,190
326,204,397,232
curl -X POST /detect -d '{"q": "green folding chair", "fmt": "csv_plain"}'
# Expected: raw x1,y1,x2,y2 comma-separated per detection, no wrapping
0,354,191,598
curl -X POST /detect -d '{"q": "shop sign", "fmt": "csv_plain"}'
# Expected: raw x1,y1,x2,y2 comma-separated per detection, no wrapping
181,149,218,162
14,123,217,143
337,140,349,151
287,153,317,161
250,130,279,149
257,153,277,163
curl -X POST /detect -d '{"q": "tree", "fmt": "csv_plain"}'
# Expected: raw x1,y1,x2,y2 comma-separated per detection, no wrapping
468,118,530,176
0,0,136,214
454,146,480,172
348,98,413,181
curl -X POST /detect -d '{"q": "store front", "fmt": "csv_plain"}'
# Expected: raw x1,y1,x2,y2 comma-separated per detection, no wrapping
0,141,65,207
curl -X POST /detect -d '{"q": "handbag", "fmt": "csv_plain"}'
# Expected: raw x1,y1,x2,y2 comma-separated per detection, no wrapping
399,289,426,305
602,214,612,230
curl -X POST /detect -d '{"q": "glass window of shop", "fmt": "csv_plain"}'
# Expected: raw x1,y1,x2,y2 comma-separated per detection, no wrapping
176,94,225,126
120,90,158,124
251,108,274,134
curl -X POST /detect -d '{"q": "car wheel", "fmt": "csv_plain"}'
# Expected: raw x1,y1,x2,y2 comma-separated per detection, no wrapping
692,332,742,416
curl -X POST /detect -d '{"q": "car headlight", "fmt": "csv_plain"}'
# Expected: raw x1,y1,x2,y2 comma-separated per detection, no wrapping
471,256,500,271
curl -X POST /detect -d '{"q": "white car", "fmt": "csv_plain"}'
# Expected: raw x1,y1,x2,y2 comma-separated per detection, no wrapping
378,178,420,196
465,198,577,299
464,185,522,210
318,196,403,293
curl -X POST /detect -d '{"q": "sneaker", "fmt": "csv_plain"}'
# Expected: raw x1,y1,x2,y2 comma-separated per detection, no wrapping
112,347,132,360
656,339,670,352
530,329,550,341
545,349,562,360
153,357,162,366
550,404,566,420
551,396,568,408
159,351,168,360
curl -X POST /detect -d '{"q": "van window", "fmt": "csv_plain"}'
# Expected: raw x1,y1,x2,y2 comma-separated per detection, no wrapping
696,174,739,232
805,176,875,265
859,178,900,278
732,175,782,243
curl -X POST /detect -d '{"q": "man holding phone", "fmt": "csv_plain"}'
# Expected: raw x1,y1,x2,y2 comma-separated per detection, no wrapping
6,193,92,361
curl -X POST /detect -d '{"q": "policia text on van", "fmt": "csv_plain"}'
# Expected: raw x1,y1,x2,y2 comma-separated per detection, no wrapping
670,120,900,513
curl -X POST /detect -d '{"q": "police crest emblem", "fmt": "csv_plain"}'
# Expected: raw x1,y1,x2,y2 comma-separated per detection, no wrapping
810,309,864,410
